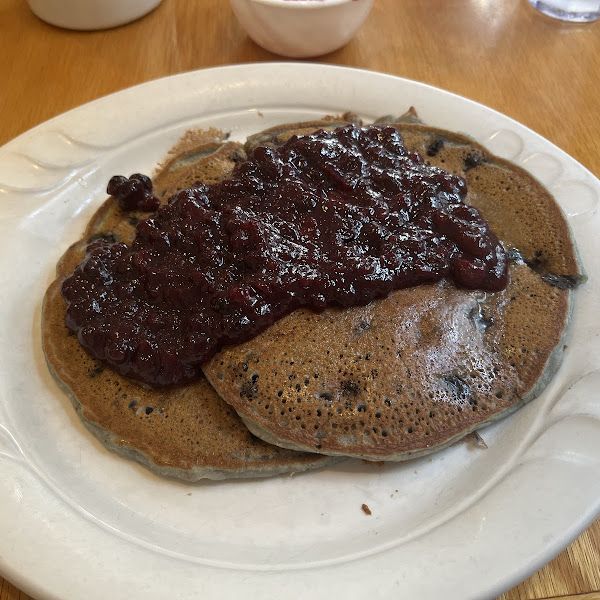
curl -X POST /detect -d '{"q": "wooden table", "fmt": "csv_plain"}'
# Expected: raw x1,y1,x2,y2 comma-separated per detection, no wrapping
1,0,599,598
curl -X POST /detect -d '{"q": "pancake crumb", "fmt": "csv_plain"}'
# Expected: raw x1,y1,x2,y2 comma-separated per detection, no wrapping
464,431,488,449
156,127,226,170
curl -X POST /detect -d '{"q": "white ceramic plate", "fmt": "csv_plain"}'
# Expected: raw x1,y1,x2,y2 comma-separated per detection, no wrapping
1,63,599,600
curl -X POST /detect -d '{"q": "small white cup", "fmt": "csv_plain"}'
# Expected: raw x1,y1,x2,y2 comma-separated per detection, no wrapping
28,0,164,30
230,0,374,58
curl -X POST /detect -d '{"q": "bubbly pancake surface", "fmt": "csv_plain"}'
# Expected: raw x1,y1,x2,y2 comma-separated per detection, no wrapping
202,121,586,461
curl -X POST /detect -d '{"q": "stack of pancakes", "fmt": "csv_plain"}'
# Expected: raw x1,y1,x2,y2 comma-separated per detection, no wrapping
42,114,586,480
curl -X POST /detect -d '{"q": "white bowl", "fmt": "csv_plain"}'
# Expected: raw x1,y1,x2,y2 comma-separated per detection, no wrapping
27,0,163,30
230,0,374,58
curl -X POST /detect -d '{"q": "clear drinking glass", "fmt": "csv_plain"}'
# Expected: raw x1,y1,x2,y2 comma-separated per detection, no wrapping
528,0,600,22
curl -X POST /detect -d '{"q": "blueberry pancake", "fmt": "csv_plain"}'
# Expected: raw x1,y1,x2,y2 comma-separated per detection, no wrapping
202,120,585,461
42,128,343,480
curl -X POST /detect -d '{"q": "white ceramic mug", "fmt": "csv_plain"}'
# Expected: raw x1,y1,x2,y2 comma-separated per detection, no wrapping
27,0,164,30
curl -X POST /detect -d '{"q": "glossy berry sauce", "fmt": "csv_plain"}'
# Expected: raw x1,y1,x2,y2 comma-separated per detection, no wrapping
62,125,508,388
106,173,160,212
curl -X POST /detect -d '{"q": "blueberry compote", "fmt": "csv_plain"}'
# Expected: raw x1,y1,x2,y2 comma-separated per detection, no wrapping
106,173,160,212
62,125,508,388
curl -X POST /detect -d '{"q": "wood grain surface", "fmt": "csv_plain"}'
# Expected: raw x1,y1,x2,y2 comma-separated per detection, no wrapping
1,0,599,598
